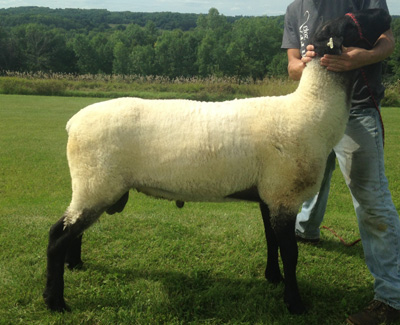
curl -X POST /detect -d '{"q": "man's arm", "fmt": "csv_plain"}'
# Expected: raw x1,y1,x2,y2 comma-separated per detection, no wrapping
287,48,307,81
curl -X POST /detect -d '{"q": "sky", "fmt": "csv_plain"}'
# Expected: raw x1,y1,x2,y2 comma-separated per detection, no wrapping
0,0,399,16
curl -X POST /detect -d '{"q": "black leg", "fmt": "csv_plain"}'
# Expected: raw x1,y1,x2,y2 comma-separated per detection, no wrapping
65,234,83,270
274,212,305,314
106,191,129,215
260,202,305,314
43,217,73,312
44,209,100,312
260,202,283,284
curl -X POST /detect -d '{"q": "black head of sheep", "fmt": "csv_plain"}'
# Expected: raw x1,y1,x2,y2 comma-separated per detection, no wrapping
312,8,391,57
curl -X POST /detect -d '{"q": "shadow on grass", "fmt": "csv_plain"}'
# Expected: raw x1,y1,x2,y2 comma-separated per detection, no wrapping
66,260,370,324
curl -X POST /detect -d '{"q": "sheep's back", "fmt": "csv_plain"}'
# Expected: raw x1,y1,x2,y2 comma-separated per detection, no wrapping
66,97,278,201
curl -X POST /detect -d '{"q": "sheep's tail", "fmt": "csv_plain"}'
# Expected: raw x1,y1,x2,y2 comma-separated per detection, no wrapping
66,112,83,135
66,123,71,134
65,118,74,134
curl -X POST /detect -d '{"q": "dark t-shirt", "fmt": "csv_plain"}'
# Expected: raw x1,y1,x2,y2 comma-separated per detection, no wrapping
281,0,390,109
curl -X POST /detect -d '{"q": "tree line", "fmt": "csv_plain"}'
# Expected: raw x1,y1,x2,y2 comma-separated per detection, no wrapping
0,7,399,81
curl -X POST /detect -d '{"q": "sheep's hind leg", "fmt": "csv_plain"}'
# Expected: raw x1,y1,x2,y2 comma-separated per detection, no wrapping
260,202,283,284
43,209,101,312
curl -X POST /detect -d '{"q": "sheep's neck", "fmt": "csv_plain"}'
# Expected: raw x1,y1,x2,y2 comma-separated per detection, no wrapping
293,60,354,148
297,60,353,105
295,60,354,116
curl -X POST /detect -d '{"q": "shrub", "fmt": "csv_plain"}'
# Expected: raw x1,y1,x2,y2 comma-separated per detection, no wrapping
382,82,400,107
0,77,67,96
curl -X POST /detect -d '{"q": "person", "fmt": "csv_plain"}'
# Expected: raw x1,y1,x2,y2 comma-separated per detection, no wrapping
282,1,400,324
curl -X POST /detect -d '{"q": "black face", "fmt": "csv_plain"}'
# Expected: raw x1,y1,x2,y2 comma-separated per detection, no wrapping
311,8,391,57
312,33,344,56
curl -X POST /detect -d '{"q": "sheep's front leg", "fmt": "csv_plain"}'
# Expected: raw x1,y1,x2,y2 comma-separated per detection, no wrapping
275,212,305,314
261,203,305,314
260,202,283,284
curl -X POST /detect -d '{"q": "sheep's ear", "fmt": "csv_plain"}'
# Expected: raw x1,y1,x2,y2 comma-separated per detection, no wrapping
313,35,343,56
323,36,343,55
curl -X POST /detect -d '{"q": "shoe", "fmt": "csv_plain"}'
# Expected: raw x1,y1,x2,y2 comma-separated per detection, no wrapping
295,235,320,244
347,300,400,325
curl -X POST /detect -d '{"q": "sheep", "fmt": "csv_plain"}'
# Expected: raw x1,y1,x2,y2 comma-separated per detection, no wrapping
43,8,391,314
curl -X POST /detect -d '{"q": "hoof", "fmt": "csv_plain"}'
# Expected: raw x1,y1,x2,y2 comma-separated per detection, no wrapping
285,298,306,315
265,269,284,285
176,201,185,208
66,260,84,270
43,293,71,313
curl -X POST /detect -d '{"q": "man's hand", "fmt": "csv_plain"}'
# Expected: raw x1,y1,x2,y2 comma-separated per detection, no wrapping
287,45,316,80
301,44,316,64
320,47,369,72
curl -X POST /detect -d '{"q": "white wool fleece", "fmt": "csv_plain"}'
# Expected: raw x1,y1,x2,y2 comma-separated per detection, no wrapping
64,59,350,225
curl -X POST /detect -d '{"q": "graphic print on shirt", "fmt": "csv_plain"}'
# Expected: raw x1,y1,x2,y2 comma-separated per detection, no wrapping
299,10,310,57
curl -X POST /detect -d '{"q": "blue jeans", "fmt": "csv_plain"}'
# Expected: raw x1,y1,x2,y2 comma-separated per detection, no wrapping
295,107,400,309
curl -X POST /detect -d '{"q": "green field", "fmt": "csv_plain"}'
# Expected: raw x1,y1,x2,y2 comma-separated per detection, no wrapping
1,94,400,324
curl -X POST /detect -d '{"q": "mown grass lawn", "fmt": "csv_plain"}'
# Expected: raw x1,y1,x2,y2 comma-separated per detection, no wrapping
1,94,400,324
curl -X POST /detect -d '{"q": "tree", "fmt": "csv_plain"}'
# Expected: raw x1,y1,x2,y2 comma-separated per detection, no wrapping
267,52,288,78
386,18,400,81
113,41,131,74
228,17,283,80
72,34,99,74
196,8,231,76
72,32,113,74
10,24,75,72
130,45,156,75
111,21,160,75
90,33,114,74
155,29,198,78
387,42,400,81
1,7,397,80
0,27,21,71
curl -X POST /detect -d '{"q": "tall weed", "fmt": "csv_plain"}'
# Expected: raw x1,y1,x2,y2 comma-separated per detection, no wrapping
0,77,67,96
0,72,298,101
2,71,398,104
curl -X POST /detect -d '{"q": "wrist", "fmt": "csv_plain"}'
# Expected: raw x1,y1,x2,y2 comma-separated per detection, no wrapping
288,60,306,81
